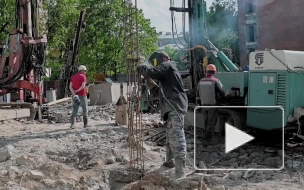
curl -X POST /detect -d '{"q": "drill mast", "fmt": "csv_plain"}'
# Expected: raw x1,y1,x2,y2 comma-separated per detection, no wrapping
59,10,86,99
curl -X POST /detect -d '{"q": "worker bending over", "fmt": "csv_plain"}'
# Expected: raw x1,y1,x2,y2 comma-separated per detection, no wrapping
69,65,90,129
137,52,188,179
197,64,226,141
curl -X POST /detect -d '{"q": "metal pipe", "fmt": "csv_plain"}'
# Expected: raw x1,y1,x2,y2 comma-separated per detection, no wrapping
206,38,240,72
71,10,86,67
27,0,33,37
36,0,39,36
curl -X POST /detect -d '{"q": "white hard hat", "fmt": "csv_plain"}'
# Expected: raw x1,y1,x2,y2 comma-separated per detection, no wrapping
78,65,87,71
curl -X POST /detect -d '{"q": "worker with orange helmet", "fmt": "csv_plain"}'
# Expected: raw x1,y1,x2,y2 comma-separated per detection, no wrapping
197,64,226,141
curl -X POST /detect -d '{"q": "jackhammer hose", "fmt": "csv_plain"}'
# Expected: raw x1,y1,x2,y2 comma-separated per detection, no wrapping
186,45,209,71
186,45,208,54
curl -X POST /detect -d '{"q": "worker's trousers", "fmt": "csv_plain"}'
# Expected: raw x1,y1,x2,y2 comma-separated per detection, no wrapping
201,108,218,138
71,95,88,118
165,111,187,161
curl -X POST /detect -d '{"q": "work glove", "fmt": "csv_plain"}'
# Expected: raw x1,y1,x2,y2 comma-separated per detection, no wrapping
72,95,80,105
137,63,147,75
137,63,146,70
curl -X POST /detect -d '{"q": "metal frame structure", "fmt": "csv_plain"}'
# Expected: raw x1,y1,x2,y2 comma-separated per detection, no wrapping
0,0,47,120
122,0,144,182
59,10,86,99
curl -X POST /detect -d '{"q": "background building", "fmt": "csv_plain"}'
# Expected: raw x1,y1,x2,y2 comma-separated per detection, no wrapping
156,32,185,50
238,0,304,66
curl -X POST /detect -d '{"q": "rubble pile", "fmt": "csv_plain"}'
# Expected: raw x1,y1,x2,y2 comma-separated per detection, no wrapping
89,103,116,121
194,142,284,169
0,131,114,189
45,127,130,170
0,100,304,189
47,102,117,123
127,125,304,190
0,111,163,189
47,102,73,123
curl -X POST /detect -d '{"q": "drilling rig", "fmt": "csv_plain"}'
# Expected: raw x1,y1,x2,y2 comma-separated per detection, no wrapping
155,0,246,132
168,0,304,137
0,0,47,121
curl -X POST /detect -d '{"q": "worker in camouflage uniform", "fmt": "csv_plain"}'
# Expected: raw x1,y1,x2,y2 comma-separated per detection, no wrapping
137,52,188,179
197,64,226,141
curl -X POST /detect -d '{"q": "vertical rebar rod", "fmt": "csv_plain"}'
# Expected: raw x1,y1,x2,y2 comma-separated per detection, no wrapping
135,0,145,175
122,0,144,182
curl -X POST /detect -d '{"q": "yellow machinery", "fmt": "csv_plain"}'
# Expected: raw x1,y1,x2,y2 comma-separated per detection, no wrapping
86,73,106,98
93,73,105,83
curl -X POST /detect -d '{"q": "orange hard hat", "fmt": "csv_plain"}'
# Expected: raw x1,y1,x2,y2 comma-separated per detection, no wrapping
206,64,217,72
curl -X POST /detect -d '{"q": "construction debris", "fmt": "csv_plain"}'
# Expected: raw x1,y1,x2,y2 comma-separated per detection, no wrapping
47,97,71,106
0,101,303,189
0,145,13,162
47,101,116,123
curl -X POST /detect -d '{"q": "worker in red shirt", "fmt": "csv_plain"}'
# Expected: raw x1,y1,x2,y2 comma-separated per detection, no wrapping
69,65,90,129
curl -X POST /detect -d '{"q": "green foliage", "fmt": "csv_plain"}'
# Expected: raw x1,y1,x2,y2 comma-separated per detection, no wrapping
44,0,82,80
50,0,157,80
207,0,240,64
161,46,190,71
0,0,158,80
163,46,176,59
162,0,240,69
77,0,158,79
0,0,15,41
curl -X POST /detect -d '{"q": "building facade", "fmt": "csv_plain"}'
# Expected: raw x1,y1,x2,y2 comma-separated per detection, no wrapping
238,0,304,67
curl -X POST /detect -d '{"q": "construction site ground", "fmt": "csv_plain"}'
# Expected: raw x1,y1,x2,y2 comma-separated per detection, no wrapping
0,102,304,190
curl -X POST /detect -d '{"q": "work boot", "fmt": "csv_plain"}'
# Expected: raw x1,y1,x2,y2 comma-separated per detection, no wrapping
175,158,186,179
163,145,175,168
70,116,76,129
83,116,91,128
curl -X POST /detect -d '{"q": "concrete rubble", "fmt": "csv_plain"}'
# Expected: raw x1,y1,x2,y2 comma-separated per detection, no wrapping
0,100,303,189
47,101,116,123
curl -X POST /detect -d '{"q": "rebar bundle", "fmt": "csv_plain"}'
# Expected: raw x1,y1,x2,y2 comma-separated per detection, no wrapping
122,0,144,182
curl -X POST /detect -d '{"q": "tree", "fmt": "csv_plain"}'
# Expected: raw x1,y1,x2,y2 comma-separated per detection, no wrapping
0,0,158,81
74,0,158,79
207,0,239,65
43,0,82,80
0,0,15,41
163,46,176,60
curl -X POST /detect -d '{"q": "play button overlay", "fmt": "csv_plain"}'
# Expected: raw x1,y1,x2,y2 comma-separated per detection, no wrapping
193,106,284,171
225,123,255,154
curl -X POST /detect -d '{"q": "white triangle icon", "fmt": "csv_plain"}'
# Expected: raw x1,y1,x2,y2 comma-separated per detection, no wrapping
225,123,255,154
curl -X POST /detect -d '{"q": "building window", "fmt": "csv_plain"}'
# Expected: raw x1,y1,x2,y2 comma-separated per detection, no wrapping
246,0,255,14
246,25,256,43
